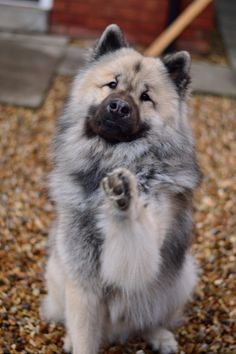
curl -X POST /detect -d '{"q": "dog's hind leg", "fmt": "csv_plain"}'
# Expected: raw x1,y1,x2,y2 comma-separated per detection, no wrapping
41,253,65,323
64,277,104,354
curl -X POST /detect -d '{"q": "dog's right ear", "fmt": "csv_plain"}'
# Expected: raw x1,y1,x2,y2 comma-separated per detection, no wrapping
92,24,128,60
162,51,191,98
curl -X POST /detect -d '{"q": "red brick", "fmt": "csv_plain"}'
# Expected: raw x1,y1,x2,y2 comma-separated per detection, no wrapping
50,0,215,48
179,30,196,40
114,8,164,24
68,25,98,38
53,0,68,11
137,22,164,35
192,17,214,28
86,17,111,31
51,11,71,25
176,38,211,54
67,15,87,27
50,24,68,35
68,2,94,15
113,10,139,22
137,33,157,46
180,28,209,40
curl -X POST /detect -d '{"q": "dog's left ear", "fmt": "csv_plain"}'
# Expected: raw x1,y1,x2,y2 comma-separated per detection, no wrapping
93,24,128,60
162,51,191,97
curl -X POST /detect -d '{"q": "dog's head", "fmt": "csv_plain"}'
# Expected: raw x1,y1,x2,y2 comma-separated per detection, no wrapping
68,25,191,144
52,25,200,199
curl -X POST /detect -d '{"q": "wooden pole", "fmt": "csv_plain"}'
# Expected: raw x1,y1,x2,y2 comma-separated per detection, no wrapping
144,0,213,57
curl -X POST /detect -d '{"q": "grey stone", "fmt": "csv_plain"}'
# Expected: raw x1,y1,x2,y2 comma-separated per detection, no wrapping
0,33,68,107
191,61,236,97
0,32,68,48
58,46,88,76
228,49,236,71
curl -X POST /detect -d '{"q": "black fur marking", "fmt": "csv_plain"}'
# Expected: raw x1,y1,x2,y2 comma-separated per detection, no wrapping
56,118,71,136
84,104,100,138
66,207,103,285
136,166,156,193
93,25,127,60
160,192,193,280
87,104,98,116
162,52,191,97
107,121,150,144
71,159,107,196
133,60,142,73
84,119,97,138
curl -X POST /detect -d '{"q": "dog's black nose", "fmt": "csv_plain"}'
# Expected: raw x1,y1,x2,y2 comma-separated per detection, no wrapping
107,99,131,118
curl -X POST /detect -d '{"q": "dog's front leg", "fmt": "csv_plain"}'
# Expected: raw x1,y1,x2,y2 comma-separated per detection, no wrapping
100,168,165,292
64,277,103,354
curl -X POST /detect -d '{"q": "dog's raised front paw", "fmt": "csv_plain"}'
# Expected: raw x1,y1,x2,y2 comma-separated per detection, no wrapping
101,168,137,210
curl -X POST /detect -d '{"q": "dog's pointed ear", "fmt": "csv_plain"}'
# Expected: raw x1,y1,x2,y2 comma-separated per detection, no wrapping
92,24,128,60
162,51,191,97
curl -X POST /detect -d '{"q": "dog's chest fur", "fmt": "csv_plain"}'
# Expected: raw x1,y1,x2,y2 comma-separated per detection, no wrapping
99,199,165,291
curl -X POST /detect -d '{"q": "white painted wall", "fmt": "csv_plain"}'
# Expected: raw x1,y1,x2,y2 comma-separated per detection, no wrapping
39,0,53,10
0,0,52,32
0,0,53,10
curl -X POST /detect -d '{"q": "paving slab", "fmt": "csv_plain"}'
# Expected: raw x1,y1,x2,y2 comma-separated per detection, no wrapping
191,61,236,97
0,33,68,107
58,46,87,76
0,32,68,47
216,0,236,71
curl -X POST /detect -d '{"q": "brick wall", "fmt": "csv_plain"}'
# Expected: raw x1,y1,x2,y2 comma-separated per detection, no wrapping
50,0,214,54
177,0,214,53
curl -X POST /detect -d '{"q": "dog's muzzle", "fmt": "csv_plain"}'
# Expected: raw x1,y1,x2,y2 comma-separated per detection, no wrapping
86,93,144,142
107,98,131,119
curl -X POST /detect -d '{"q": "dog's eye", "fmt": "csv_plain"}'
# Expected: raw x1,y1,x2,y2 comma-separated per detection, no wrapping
140,92,151,102
107,81,118,89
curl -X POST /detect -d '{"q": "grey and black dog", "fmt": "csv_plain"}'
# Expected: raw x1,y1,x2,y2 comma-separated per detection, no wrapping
41,24,201,354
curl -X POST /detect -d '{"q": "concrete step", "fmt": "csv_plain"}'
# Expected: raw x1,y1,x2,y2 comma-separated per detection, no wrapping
0,32,68,107
191,61,236,97
0,1,49,32
216,0,236,71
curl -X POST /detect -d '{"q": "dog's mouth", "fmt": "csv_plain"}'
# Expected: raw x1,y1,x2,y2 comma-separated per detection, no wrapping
85,93,148,143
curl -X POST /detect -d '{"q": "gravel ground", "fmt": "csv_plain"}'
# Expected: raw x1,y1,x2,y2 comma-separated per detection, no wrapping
0,76,235,354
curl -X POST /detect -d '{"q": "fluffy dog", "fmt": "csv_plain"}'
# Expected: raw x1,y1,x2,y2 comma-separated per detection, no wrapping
41,24,201,354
